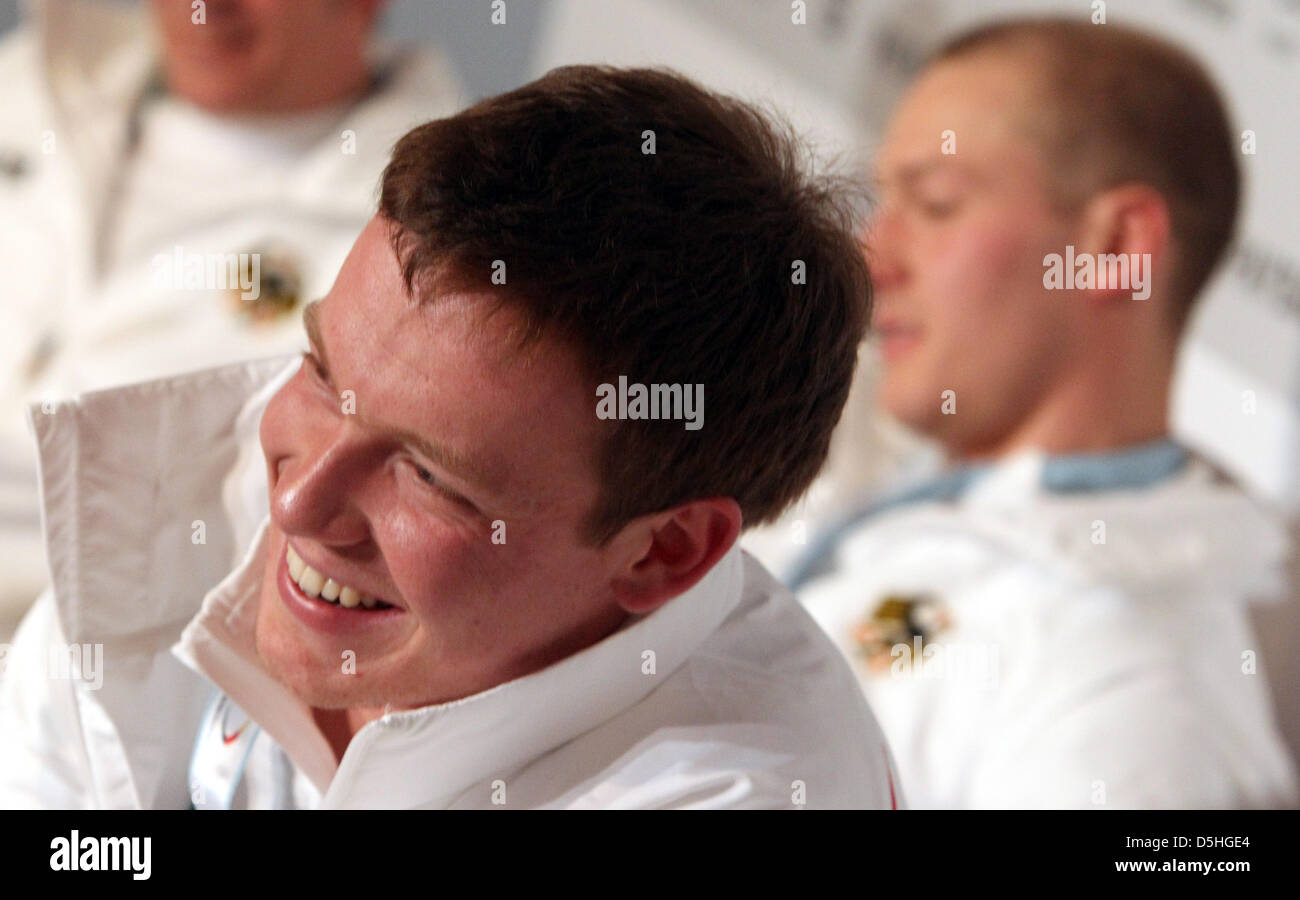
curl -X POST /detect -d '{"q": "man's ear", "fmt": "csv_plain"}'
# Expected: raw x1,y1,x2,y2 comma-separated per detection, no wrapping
1076,183,1171,303
609,497,742,616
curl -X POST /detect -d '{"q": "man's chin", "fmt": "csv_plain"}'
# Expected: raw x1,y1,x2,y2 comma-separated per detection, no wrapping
253,601,368,709
879,381,945,438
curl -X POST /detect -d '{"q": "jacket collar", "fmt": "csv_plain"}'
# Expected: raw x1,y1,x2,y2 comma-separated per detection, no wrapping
31,0,463,237
784,437,1192,591
30,356,297,807
958,437,1188,508
172,517,746,808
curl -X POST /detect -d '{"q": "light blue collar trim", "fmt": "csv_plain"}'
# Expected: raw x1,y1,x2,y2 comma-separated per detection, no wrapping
784,438,1187,590
1037,437,1187,494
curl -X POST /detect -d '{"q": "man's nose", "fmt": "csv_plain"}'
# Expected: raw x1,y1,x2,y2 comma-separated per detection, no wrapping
863,209,908,293
270,427,374,547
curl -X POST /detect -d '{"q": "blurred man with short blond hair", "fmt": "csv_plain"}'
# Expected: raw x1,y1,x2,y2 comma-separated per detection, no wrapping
792,18,1297,809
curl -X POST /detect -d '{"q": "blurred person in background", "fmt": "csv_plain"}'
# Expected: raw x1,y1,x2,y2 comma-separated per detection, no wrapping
790,17,1297,808
0,0,462,618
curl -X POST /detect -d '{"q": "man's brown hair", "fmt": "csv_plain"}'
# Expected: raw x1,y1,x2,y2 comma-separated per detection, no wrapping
934,18,1239,328
380,65,871,543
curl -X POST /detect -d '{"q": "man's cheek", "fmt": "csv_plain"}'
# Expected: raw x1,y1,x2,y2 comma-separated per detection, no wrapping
911,231,996,303
946,208,1038,271
383,530,480,607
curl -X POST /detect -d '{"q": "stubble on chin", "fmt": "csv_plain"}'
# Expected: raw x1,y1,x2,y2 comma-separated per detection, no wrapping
251,575,334,708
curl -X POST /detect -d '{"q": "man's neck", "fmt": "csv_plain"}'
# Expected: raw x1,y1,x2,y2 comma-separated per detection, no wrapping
951,342,1176,463
312,706,386,765
954,402,1171,463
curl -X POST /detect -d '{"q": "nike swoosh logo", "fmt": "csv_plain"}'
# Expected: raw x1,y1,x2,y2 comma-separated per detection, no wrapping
221,708,251,745
223,721,250,745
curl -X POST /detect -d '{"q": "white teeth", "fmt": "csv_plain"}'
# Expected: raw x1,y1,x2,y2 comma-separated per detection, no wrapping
286,545,380,610
298,566,325,598
287,545,305,581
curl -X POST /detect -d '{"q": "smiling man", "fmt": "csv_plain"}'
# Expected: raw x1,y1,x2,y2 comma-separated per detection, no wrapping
0,66,899,809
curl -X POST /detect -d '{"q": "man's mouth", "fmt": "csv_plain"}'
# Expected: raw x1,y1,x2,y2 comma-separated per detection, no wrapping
286,545,394,611
873,319,923,362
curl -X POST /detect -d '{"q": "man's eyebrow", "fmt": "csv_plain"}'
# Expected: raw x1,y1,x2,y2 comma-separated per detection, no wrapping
301,300,498,495
874,158,961,189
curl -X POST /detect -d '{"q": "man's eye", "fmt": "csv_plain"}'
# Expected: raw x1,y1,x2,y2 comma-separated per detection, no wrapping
301,351,329,383
411,462,450,494
919,198,957,218
408,462,476,511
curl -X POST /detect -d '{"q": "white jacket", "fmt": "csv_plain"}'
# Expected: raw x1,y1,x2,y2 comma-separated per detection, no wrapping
0,357,902,809
0,0,464,613
797,447,1299,808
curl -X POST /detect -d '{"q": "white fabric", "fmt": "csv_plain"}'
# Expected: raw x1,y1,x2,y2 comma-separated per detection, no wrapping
0,0,465,615
799,449,1299,808
0,357,901,809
